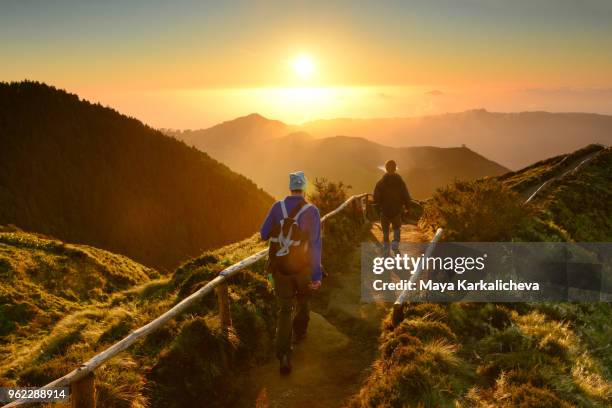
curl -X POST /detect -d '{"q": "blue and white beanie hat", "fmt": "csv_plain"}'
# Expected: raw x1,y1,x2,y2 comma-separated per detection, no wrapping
289,171,307,191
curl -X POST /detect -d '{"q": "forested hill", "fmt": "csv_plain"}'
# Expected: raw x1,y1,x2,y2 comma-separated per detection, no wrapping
0,81,274,270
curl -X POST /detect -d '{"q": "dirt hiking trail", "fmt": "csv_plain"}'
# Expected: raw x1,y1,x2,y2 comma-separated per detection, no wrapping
242,224,425,408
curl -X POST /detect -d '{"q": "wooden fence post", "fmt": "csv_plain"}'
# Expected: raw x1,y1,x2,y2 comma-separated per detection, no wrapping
350,199,358,223
71,371,96,408
216,282,232,331
362,196,368,222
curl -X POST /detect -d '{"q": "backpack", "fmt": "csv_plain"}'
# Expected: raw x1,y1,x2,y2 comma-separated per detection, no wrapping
267,199,313,275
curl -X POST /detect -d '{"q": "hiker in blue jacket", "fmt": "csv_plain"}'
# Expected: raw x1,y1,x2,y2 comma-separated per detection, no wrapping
260,171,322,375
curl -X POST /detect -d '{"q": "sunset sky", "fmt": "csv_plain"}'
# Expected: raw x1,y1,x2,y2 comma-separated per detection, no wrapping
2,0,612,128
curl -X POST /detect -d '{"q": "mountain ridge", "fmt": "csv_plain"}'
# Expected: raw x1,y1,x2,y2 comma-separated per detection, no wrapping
167,117,509,199
170,109,612,170
0,81,274,271
300,109,612,169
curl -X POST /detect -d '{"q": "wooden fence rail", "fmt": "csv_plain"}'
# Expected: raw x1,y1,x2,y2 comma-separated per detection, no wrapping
2,194,369,408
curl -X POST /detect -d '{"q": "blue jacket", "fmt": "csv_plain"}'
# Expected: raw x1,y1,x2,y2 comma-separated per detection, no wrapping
260,196,322,281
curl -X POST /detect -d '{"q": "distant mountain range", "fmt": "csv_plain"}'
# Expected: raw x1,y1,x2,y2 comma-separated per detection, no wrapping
300,110,612,169
0,82,274,270
166,114,509,199
171,109,612,171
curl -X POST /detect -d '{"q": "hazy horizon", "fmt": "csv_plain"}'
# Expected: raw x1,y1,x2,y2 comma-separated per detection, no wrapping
64,83,612,130
162,105,612,131
2,0,612,129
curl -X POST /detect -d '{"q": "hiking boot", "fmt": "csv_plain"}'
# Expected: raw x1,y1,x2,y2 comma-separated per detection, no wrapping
279,354,292,375
292,332,306,345
392,241,400,256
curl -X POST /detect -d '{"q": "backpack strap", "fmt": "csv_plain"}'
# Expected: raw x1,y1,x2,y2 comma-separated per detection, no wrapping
280,200,288,218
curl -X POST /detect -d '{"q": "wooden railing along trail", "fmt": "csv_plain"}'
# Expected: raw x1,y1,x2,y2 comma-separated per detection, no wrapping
5,143,607,408
2,194,370,408
8,148,598,407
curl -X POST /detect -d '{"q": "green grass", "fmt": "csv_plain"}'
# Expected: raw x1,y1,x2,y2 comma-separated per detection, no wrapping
498,144,604,194
0,226,155,340
353,145,612,407
515,147,612,242
1,180,366,407
0,235,275,406
353,302,611,407
0,228,274,407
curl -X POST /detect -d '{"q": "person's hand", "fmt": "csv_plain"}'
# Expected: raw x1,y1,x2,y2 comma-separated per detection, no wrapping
309,280,322,290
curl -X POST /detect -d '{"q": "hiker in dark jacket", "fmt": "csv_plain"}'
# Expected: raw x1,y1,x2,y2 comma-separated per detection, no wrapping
260,171,322,375
373,160,411,256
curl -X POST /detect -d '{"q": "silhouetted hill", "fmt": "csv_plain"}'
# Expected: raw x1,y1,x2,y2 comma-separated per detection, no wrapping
301,110,612,169
305,136,508,199
173,113,294,149
168,117,508,199
0,82,274,270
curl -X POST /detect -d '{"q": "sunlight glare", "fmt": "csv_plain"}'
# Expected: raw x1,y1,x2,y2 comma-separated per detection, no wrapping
291,55,315,79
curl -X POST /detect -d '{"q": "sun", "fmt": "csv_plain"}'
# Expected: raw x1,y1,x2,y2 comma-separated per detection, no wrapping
291,55,315,79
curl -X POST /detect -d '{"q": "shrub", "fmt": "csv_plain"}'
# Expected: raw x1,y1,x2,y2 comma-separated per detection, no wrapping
147,317,240,407
419,179,529,241
308,177,351,215
308,178,365,275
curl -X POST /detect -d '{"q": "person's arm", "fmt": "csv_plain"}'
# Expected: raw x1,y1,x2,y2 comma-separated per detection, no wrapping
260,202,279,241
304,206,322,284
373,180,381,204
402,180,412,209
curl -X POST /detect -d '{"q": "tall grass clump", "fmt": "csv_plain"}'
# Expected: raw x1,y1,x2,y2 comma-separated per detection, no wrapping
350,304,471,407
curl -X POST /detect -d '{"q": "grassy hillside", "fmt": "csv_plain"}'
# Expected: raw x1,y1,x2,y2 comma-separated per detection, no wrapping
503,145,612,242
353,302,611,407
498,144,605,196
353,146,612,407
302,110,612,170
0,181,365,408
0,82,274,271
0,231,274,408
0,226,156,378
168,115,508,199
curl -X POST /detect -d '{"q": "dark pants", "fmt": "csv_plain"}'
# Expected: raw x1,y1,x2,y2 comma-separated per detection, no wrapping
381,212,402,254
273,269,311,358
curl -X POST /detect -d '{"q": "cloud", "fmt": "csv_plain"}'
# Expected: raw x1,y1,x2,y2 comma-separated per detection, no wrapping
523,87,612,97
425,90,444,96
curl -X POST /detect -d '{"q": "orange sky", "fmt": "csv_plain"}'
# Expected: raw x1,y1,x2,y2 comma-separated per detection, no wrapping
2,1,612,128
